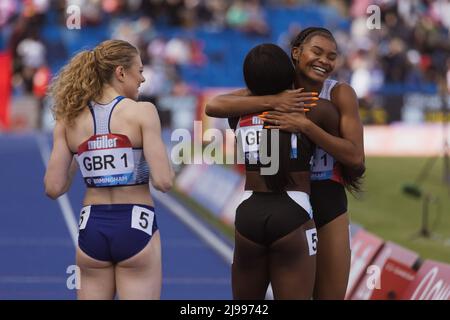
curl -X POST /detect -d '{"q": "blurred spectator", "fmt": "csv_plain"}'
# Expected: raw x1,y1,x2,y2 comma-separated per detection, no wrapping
165,37,192,65
66,0,103,25
0,0,19,28
446,58,450,94
350,52,372,98
277,22,302,53
16,30,46,93
226,0,270,36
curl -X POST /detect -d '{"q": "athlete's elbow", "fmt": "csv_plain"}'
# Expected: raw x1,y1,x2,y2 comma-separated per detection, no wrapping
45,184,64,199
348,154,365,173
204,103,216,117
153,181,173,193
44,176,65,199
205,101,224,118
152,176,174,193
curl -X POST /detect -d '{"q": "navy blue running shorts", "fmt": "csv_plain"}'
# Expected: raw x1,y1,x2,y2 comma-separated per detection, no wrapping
78,204,158,263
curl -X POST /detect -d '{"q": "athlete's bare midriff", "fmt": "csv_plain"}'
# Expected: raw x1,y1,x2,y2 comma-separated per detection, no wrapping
83,184,154,206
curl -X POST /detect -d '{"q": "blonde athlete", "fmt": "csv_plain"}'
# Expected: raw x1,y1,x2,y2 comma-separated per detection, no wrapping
44,40,174,300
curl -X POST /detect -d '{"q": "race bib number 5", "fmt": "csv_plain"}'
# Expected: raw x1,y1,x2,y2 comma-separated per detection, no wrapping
305,228,318,256
131,206,155,236
78,206,91,231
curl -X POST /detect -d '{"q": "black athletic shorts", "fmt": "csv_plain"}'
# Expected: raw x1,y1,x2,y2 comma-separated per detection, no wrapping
235,191,313,246
310,180,347,229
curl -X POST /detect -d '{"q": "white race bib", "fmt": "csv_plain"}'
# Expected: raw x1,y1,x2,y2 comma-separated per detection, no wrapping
131,206,155,236
77,134,135,187
305,228,318,256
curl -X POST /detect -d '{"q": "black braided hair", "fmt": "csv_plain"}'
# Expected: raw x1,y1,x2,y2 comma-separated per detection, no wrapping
290,27,336,63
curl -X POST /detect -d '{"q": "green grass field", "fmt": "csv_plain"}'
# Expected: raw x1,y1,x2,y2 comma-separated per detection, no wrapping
348,157,450,263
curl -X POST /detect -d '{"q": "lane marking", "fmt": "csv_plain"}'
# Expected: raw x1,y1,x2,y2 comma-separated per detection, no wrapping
36,133,78,247
152,190,233,264
0,276,229,285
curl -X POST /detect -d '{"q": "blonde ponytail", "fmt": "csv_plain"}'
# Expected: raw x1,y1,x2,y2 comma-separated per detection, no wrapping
49,40,138,125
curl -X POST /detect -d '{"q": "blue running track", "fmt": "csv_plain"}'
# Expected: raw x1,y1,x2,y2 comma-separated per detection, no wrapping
0,133,232,299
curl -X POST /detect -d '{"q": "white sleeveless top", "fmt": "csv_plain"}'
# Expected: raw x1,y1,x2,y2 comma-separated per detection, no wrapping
310,79,340,181
76,96,150,187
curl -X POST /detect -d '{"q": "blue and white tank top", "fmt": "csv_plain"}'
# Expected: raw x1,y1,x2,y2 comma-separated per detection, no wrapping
76,96,150,187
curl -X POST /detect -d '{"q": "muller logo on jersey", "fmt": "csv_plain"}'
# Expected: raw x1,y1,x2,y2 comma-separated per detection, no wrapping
87,135,118,150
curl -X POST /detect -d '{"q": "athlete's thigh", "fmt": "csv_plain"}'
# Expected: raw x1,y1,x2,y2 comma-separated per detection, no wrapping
76,246,115,300
115,231,162,300
232,230,269,300
314,213,350,300
269,219,317,299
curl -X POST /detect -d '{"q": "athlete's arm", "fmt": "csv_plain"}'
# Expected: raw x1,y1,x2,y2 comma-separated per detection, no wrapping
44,120,77,199
331,83,365,168
205,88,316,118
139,102,174,192
299,84,364,168
262,85,364,169
260,99,338,135
304,99,340,136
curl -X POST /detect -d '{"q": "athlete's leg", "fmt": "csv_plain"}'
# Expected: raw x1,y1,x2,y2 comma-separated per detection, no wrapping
232,230,269,299
76,247,115,299
313,213,351,300
269,219,316,299
115,231,162,300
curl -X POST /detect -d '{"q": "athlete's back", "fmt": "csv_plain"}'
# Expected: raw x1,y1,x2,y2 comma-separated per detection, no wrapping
65,97,168,206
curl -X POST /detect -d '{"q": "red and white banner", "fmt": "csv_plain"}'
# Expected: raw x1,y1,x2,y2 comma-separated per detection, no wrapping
350,241,419,300
0,52,12,129
402,260,450,300
345,229,384,299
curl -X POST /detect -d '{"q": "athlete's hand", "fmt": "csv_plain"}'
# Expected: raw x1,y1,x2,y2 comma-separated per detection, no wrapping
269,88,318,113
259,111,309,133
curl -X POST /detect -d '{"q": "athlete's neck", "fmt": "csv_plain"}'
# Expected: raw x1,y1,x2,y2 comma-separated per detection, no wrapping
294,74,323,94
96,85,124,104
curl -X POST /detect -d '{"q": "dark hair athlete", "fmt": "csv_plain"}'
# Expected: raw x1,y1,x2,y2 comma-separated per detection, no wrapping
229,43,341,300
206,28,365,299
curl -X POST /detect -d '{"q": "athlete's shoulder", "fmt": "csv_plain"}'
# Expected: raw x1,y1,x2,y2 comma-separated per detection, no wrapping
307,97,339,135
133,101,160,128
331,82,357,100
136,100,157,109
330,82,359,113
135,101,158,116
118,98,157,113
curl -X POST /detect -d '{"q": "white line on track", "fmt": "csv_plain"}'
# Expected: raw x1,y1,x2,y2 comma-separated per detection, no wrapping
36,133,78,247
152,189,233,264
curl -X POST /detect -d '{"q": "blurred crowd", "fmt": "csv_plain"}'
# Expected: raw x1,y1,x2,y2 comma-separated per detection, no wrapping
339,0,450,98
1,0,449,129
